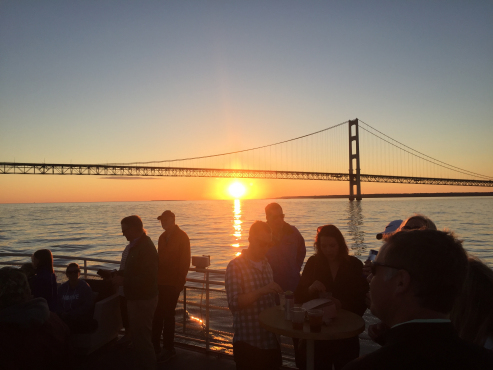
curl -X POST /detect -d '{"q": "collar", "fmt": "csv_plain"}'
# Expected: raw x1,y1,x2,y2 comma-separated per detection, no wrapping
392,318,451,329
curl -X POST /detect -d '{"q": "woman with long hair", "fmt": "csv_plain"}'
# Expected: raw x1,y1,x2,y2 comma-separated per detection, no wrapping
30,249,58,312
294,225,369,370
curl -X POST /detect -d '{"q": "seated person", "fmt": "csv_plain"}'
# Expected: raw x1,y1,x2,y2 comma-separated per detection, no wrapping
19,262,36,280
30,249,58,312
0,267,70,370
57,263,97,333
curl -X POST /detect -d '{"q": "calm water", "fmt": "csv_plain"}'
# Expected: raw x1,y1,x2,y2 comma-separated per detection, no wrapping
0,197,492,268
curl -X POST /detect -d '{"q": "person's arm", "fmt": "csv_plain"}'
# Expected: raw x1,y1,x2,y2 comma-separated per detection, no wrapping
125,240,158,292
296,231,306,271
225,261,282,311
178,234,191,285
294,256,318,304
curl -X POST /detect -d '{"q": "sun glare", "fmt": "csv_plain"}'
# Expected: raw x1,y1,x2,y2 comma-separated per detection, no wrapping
228,182,246,199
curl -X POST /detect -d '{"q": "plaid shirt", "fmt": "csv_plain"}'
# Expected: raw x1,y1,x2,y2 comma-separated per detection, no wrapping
225,250,278,349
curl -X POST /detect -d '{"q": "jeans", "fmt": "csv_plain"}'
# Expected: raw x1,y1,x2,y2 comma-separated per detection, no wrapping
127,295,158,370
152,285,181,351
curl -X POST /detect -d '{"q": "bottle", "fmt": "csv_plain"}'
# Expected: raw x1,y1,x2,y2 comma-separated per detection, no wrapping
284,291,294,320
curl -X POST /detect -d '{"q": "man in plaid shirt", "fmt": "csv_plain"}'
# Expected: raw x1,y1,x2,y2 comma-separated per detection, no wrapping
226,221,284,370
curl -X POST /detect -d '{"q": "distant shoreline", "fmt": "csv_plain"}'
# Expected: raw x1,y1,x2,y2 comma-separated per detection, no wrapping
275,192,493,200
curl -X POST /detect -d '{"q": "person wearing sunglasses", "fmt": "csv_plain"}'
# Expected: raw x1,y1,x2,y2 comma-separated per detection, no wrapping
57,262,95,333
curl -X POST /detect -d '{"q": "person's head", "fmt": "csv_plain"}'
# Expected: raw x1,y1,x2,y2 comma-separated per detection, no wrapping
65,263,81,283
157,210,175,231
450,257,493,347
265,203,284,230
398,214,437,232
19,262,36,279
369,230,467,326
0,267,32,310
248,221,273,259
314,225,349,263
32,249,54,273
121,215,146,241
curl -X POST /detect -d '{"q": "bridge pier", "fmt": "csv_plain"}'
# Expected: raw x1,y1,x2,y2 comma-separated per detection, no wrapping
349,118,362,201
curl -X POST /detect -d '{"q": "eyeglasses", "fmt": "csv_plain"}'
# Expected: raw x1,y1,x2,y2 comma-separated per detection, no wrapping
66,270,80,274
370,261,404,276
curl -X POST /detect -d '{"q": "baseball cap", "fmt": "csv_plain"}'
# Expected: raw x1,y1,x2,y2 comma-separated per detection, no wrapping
157,210,175,220
376,220,403,240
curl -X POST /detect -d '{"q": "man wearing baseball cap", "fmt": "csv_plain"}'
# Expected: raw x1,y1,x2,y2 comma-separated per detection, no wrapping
152,210,191,363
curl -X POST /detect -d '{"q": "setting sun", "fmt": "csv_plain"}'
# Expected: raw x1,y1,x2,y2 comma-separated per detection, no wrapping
228,182,246,198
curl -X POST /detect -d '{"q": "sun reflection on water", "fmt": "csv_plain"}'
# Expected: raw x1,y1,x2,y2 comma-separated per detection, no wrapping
232,199,242,249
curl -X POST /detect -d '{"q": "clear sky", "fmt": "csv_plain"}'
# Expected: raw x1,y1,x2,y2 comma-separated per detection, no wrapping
1,1,492,203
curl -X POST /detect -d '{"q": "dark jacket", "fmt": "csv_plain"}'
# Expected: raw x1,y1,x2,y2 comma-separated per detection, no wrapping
295,254,368,316
157,225,191,290
342,322,493,370
123,234,158,301
30,267,58,312
265,222,306,292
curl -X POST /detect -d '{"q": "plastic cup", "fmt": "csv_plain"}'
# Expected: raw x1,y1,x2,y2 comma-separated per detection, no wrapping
308,309,324,333
278,292,286,311
291,307,306,330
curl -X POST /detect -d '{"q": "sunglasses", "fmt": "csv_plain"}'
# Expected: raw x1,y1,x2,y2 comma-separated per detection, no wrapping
370,261,404,276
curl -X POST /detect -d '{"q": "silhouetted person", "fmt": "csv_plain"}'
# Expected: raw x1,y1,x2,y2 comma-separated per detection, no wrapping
264,203,306,292
0,267,70,370
343,230,493,370
226,221,283,370
152,210,191,362
57,263,96,333
112,215,158,370
30,249,58,312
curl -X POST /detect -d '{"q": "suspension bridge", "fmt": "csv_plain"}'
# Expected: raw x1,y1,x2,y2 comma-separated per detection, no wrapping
1,119,492,200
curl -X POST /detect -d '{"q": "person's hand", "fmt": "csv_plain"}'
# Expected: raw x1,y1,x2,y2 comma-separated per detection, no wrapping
261,282,283,295
368,322,390,345
112,275,124,286
363,260,372,279
331,297,342,310
308,280,326,293
365,292,371,308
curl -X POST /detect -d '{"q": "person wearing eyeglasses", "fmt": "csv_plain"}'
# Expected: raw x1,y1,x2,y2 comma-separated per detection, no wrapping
264,203,306,294
294,224,369,370
57,262,95,333
343,230,493,370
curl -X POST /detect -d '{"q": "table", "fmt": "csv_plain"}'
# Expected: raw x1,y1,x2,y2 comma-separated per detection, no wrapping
259,306,365,370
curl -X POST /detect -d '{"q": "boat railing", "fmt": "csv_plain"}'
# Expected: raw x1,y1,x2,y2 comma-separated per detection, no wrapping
0,253,231,353
0,252,296,362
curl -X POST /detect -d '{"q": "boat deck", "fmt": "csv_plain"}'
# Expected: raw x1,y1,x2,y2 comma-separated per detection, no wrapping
76,343,238,370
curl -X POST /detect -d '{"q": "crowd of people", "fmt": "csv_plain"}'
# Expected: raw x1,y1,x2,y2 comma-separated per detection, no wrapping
1,203,493,370
224,204,493,370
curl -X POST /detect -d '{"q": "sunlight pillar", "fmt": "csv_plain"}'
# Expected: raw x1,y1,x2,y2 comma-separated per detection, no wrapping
348,119,362,201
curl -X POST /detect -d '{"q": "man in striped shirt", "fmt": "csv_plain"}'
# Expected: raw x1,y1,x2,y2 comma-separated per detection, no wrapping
225,221,284,370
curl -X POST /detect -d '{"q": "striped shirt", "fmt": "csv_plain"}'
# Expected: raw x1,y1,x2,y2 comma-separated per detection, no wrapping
225,250,278,349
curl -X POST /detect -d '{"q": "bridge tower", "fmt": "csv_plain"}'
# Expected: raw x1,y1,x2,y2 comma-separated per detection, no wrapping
348,118,362,201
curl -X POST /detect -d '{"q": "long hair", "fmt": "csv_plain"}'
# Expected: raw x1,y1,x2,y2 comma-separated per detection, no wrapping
33,249,54,273
450,256,493,346
314,225,349,261
398,214,437,232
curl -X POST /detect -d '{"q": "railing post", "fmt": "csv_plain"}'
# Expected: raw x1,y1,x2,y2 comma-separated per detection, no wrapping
83,259,88,278
183,287,187,333
205,269,210,351
348,119,362,201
